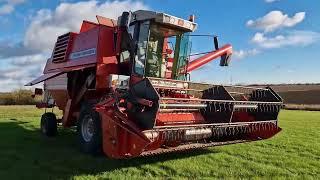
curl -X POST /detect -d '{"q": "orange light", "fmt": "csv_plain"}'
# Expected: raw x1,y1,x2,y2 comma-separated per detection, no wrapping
111,79,118,86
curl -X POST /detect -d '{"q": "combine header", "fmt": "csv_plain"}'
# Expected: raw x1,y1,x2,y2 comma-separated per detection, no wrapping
26,10,282,158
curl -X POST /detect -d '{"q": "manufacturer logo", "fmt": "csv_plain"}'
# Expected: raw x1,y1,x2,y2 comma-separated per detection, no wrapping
69,48,96,60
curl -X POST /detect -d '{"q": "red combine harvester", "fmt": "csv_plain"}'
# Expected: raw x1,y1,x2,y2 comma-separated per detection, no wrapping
26,10,283,159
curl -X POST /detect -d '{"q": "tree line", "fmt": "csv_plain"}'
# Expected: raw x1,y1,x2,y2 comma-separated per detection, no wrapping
0,90,37,105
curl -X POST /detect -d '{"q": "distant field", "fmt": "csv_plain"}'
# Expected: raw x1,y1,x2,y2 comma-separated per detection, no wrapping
0,105,319,179
263,84,320,105
278,90,320,105
268,84,320,92
284,104,320,111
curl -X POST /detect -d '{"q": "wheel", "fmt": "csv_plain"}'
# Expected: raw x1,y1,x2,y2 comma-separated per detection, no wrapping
40,112,57,137
77,102,102,155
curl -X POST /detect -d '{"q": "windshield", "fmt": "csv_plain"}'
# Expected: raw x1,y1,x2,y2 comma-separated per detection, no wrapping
133,21,191,80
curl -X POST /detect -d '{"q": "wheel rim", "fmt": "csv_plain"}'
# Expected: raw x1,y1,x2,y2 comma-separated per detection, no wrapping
81,115,95,142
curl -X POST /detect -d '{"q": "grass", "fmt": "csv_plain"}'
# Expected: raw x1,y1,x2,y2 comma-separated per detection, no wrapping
0,106,319,179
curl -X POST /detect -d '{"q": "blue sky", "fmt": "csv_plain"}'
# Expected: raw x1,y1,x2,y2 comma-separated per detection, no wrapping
0,0,319,92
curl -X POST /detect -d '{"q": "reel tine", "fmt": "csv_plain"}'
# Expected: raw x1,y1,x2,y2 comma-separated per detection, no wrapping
221,127,225,137
218,128,221,137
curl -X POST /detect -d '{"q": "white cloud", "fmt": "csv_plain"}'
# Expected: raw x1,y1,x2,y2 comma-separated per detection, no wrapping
0,0,148,92
233,49,261,59
251,31,320,48
247,11,306,32
24,0,148,52
10,53,47,66
0,4,13,15
0,0,25,4
0,40,36,58
0,53,47,92
265,0,279,3
7,0,25,4
0,0,25,15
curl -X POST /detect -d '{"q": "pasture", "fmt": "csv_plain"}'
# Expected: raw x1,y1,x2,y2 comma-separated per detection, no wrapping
0,106,319,179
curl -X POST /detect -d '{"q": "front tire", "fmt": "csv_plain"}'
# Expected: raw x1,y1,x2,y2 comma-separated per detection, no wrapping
77,102,102,155
40,112,57,137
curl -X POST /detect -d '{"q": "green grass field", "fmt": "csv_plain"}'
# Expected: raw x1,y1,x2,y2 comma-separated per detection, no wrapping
0,106,319,179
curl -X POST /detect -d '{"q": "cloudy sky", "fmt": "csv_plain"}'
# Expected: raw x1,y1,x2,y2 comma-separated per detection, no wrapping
0,0,319,92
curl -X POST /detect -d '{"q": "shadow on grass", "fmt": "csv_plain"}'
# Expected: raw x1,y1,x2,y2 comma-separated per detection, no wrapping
0,120,216,179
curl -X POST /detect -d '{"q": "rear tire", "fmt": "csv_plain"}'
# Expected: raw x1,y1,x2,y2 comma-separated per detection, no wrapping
40,112,57,137
77,102,102,155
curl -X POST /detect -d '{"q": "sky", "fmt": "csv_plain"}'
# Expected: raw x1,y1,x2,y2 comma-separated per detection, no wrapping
0,0,319,92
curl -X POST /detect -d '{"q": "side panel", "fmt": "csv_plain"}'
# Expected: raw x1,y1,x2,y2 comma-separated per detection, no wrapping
45,73,69,110
96,26,119,89
44,27,100,73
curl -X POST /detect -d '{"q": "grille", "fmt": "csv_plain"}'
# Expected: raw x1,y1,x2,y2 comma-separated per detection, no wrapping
52,33,72,63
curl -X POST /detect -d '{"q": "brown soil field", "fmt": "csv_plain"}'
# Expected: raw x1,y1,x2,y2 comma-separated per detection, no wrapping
267,84,320,105
261,84,320,92
277,90,320,104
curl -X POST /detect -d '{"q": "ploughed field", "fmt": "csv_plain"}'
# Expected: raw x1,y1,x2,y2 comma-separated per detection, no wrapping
0,106,319,179
261,84,320,105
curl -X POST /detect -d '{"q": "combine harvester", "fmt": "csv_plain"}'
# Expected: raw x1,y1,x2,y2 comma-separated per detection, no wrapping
26,10,283,158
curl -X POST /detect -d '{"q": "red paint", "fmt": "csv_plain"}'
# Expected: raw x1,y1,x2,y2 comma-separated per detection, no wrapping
187,44,232,72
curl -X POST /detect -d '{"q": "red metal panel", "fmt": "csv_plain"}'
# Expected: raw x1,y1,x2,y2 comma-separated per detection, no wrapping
80,20,98,33
97,26,117,62
96,57,118,89
156,112,205,126
96,15,117,27
95,26,118,89
44,26,99,73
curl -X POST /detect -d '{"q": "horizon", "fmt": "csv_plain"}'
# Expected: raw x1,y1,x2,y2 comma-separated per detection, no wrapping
0,0,319,92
